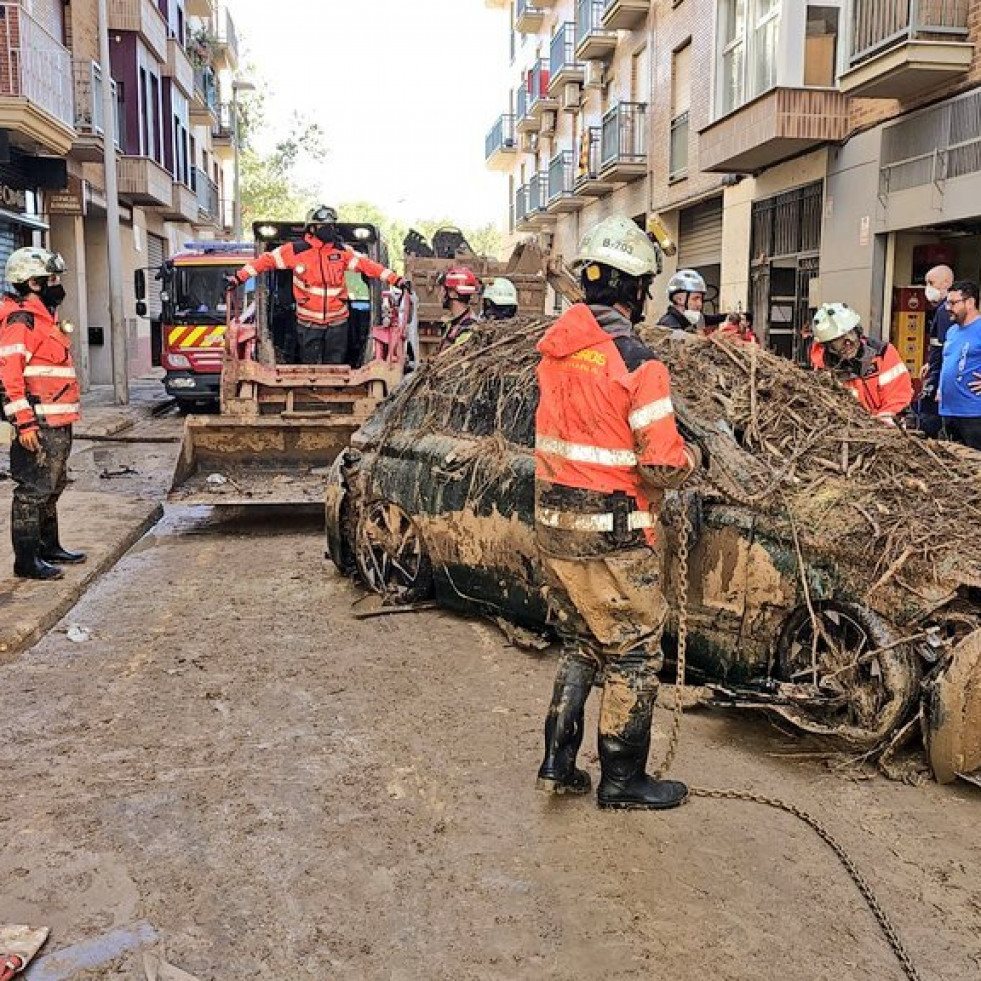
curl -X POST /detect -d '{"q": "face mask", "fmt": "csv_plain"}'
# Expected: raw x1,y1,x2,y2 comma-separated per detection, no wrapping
315,225,338,245
683,309,701,327
925,285,946,305
40,283,66,308
441,291,453,311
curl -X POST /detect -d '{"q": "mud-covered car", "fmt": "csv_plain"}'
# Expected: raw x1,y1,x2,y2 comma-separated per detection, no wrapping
326,318,981,784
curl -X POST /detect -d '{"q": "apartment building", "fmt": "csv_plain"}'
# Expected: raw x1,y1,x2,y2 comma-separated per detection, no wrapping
486,0,981,371
0,0,239,388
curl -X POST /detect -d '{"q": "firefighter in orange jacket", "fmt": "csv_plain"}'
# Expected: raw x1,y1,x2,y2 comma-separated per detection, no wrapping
0,248,85,580
230,205,405,365
809,302,913,425
535,215,701,811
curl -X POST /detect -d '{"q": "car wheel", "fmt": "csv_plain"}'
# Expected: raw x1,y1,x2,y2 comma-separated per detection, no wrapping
354,499,433,602
774,600,921,749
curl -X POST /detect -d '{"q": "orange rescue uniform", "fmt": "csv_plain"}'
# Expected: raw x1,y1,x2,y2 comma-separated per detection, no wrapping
810,337,913,422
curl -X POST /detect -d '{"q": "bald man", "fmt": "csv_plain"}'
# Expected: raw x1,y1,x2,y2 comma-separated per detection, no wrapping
918,264,955,437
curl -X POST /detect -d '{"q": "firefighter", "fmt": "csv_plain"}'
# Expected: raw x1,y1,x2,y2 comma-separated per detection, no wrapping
228,205,405,365
0,248,85,580
481,277,519,321
810,302,913,425
436,266,480,353
535,215,701,810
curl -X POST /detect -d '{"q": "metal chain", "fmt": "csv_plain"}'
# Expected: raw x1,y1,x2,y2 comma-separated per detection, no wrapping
654,492,924,981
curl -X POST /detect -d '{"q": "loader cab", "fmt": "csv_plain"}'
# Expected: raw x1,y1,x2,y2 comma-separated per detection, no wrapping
251,221,385,367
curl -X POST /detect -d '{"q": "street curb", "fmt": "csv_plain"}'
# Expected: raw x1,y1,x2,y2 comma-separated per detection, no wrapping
0,502,163,663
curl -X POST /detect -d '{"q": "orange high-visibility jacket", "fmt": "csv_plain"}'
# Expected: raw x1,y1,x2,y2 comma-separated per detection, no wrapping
810,337,913,421
236,233,399,327
535,304,693,541
0,294,80,434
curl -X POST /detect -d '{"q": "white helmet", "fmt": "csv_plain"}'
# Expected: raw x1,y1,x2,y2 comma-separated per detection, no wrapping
576,215,662,279
666,268,707,301
813,302,862,344
6,247,66,286
483,277,518,307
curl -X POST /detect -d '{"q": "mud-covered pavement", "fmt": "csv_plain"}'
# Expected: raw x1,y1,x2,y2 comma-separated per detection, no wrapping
1,507,980,980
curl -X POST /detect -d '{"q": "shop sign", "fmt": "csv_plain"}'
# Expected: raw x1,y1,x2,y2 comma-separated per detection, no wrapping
0,183,27,211
48,177,86,216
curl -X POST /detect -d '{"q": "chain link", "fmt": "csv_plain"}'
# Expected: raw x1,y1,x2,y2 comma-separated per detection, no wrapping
654,492,923,981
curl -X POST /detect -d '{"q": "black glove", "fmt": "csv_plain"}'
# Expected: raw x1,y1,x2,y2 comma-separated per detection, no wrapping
224,274,240,292
396,278,412,294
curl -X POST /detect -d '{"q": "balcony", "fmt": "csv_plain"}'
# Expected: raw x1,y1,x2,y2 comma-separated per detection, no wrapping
194,167,222,224
162,180,199,223
213,7,239,71
600,102,647,182
528,58,557,117
186,0,215,15
547,151,584,213
525,172,555,227
515,84,539,134
118,156,173,206
515,0,545,34
485,114,518,170
574,126,617,195
71,60,120,162
514,183,532,231
165,37,195,98
108,0,168,62
191,66,219,121
485,0,510,8
576,0,617,63
601,0,649,31
840,0,973,100
549,23,585,94
699,87,850,173
0,3,75,155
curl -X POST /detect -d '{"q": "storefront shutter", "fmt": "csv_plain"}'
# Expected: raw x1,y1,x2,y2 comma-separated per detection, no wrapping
677,197,723,269
146,232,166,319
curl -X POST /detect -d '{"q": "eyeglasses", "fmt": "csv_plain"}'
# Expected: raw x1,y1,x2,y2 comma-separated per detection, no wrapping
947,296,967,307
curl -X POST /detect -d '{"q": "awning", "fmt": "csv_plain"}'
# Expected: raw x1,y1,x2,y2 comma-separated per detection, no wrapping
0,209,49,231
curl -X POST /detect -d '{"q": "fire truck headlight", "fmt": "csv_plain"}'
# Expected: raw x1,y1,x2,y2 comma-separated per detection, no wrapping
167,353,191,370
256,224,278,240
353,226,372,241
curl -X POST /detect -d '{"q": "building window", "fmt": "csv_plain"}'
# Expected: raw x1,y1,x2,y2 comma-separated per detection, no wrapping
670,43,690,181
716,0,781,117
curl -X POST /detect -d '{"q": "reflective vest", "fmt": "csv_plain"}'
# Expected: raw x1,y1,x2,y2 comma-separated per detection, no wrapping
810,337,913,422
535,304,692,545
236,233,398,327
437,311,477,354
0,294,80,433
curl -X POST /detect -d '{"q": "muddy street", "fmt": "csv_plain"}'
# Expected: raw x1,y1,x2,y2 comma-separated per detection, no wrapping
0,507,979,980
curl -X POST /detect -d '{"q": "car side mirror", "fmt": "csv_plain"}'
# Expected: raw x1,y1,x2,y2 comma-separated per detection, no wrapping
134,269,146,301
135,300,148,318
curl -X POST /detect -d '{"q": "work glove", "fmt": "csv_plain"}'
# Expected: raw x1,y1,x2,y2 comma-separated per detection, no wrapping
224,274,240,292
395,277,412,294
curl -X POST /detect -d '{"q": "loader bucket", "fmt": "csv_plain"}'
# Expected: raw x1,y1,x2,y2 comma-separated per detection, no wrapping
926,627,981,785
168,415,360,505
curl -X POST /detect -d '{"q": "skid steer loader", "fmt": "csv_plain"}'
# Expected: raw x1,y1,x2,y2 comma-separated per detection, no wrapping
169,220,410,506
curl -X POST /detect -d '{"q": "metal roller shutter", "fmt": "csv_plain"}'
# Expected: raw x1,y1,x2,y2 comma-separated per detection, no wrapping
146,233,166,319
677,197,723,269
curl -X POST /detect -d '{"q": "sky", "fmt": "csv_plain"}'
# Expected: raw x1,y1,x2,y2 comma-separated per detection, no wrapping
225,0,512,229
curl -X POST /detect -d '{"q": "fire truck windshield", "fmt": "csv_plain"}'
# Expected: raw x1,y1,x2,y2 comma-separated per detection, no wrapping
172,265,236,324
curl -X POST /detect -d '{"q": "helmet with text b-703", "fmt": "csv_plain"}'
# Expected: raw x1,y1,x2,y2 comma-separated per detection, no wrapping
812,302,862,344
575,215,662,279
6,247,66,286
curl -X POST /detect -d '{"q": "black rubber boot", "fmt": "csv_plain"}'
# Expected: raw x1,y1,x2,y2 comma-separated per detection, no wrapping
12,500,64,580
39,506,86,565
537,648,596,795
597,685,688,811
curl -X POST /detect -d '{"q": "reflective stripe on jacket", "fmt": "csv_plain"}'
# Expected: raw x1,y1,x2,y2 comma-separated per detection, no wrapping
236,233,398,326
437,312,477,354
810,337,913,421
0,294,80,433
535,304,691,544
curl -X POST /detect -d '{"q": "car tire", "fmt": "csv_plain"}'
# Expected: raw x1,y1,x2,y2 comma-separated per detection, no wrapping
774,600,921,749
354,498,433,603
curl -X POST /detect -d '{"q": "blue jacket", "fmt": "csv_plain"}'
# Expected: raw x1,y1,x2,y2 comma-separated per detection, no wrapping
922,302,953,401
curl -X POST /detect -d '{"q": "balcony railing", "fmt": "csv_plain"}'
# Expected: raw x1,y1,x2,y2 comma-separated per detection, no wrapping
601,101,647,170
212,102,234,141
516,85,529,121
851,0,970,65
194,166,220,220
515,0,545,33
215,5,239,68
0,3,74,132
549,22,584,92
485,113,516,159
548,150,578,203
576,0,617,60
193,66,219,114
514,183,529,226
669,110,689,181
527,171,549,213
72,60,121,152
528,58,552,110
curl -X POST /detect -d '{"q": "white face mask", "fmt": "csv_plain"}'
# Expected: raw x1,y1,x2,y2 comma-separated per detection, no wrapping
925,285,946,305
683,309,702,327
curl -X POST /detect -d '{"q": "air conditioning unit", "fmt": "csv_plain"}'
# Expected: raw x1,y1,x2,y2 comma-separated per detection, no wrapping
584,61,605,91
520,130,538,153
540,110,557,136
561,82,582,112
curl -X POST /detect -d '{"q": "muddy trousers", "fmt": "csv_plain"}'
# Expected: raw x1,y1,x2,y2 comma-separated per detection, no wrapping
10,425,73,574
296,320,349,365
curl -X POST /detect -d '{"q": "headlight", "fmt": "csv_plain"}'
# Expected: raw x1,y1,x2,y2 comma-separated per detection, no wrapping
166,353,191,370
353,226,372,241
256,224,278,239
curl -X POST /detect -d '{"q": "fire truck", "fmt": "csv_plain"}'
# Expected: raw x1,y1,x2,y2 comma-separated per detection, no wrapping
137,241,254,410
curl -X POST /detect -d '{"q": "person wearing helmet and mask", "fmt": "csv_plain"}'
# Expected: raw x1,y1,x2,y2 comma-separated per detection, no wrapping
810,302,913,425
534,214,702,811
481,277,519,321
228,205,405,365
436,265,480,353
0,248,85,580
658,268,725,333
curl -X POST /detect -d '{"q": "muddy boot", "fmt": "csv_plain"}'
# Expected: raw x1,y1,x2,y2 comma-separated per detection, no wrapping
537,648,596,795
596,674,688,811
12,500,64,580
39,506,86,565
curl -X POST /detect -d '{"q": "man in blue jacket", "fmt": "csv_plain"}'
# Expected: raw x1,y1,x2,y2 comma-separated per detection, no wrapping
939,280,981,449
